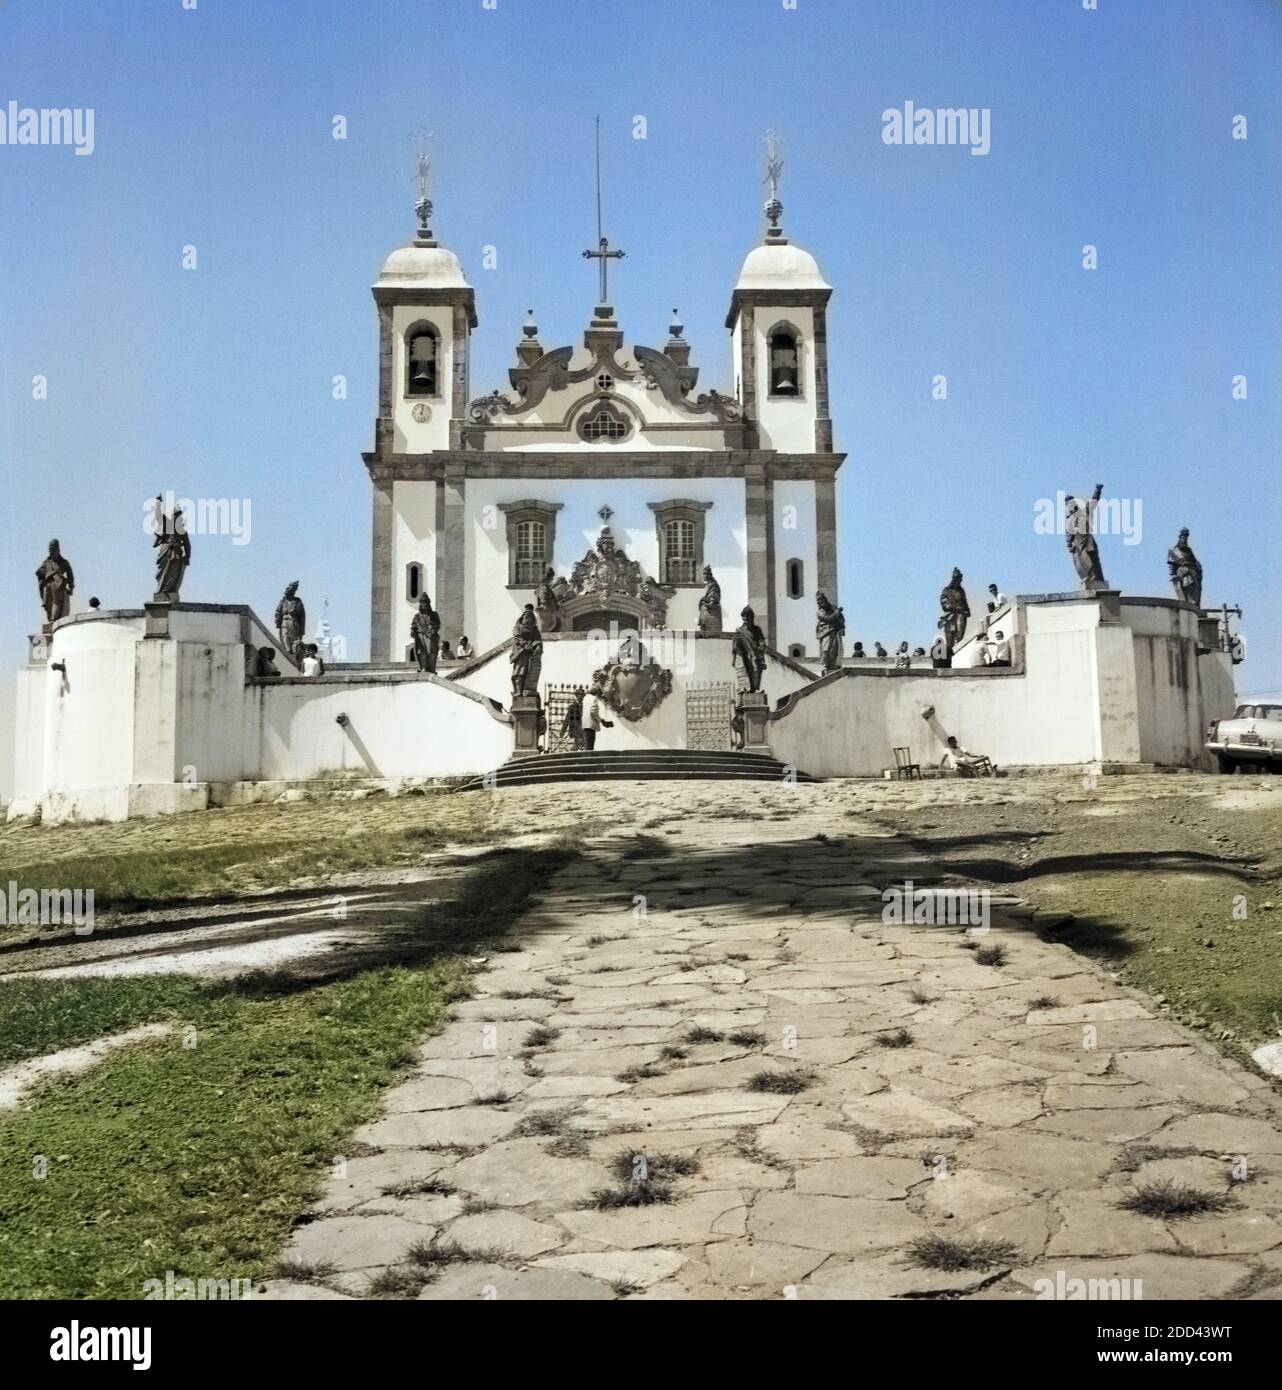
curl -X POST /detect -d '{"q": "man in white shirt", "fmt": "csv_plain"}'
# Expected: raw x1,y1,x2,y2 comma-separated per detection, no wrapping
456,635,474,659
942,735,993,776
990,630,1011,666
987,583,1008,611
580,686,614,750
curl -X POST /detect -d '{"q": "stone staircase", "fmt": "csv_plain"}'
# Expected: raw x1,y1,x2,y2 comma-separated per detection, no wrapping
457,747,817,791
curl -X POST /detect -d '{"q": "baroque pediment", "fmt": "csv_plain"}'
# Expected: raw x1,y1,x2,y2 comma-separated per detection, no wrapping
466,340,740,428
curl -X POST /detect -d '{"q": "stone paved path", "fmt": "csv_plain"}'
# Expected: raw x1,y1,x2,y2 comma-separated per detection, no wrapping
266,788,1282,1301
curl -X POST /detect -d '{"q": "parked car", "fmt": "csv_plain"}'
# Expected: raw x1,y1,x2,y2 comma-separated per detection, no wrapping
1206,704,1282,773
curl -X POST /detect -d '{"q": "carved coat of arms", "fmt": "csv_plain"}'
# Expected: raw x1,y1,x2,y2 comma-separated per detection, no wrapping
593,658,674,722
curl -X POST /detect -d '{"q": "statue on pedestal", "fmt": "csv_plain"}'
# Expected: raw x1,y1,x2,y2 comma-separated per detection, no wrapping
410,592,441,673
153,500,191,599
816,591,846,673
1066,483,1107,591
36,540,74,626
731,606,767,694
938,568,969,654
510,604,543,697
534,566,562,632
1167,528,1203,607
697,565,722,634
275,581,306,661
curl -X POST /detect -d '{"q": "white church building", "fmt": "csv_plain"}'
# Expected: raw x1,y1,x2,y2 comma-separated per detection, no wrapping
9,177,1239,823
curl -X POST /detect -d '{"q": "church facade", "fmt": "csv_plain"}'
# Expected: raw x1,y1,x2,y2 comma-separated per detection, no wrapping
365,205,842,665
8,176,1240,824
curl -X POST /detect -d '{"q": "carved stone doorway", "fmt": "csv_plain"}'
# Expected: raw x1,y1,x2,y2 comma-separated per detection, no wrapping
685,681,734,751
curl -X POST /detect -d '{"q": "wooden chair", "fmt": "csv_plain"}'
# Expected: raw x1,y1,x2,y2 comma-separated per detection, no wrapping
892,746,921,780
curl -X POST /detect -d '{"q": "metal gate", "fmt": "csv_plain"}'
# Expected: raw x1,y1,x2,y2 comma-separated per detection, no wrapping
685,681,734,751
544,683,581,753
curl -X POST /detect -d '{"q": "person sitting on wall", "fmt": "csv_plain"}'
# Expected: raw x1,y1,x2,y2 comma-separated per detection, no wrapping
930,633,950,669
851,642,866,658
942,735,994,777
440,640,454,662
894,642,911,668
301,644,324,677
456,635,474,660
978,634,996,666
874,642,888,658
989,630,1011,667
255,647,281,678
988,582,1008,610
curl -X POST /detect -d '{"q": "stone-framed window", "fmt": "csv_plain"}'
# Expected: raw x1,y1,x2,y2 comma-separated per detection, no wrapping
785,557,805,599
405,561,424,602
577,398,631,443
499,499,563,588
648,499,712,587
788,643,805,660
766,322,802,398
405,322,441,398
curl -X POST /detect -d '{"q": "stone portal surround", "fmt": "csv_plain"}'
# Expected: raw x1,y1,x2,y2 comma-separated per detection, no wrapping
266,790,1282,1302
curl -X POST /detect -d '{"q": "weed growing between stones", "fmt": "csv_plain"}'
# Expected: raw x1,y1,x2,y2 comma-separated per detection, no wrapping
746,1068,816,1094
1118,1181,1237,1218
907,1234,1020,1271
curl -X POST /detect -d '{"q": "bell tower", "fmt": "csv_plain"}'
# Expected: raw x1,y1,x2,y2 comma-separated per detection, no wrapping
366,144,477,662
726,132,833,454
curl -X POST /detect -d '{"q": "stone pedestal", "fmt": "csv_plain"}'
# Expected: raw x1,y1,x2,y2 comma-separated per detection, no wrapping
737,689,770,754
144,601,173,638
510,693,543,759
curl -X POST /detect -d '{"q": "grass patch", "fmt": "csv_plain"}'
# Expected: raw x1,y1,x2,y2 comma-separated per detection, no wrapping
1118,1181,1237,1219
908,988,934,1006
875,1027,914,1049
513,1108,577,1139
973,943,1007,968
745,1068,816,1094
0,974,209,1067
380,1176,455,1199
406,1238,506,1272
907,1234,1019,1271
0,845,568,1299
615,1062,664,1083
364,1263,426,1299
472,1090,515,1106
274,1256,337,1284
658,1045,689,1061
684,1025,725,1044
727,1029,766,1048
0,816,497,917
607,1150,698,1183
522,1025,561,1049
1029,994,1061,1010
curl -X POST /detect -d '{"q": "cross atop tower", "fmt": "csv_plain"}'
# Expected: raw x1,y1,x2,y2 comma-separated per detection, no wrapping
762,129,786,243
582,116,625,314
411,129,436,245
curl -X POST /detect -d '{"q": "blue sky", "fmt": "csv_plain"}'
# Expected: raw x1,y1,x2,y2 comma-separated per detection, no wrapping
3,0,1280,795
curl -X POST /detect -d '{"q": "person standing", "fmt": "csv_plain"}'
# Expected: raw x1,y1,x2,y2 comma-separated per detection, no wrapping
561,686,586,750
581,684,614,750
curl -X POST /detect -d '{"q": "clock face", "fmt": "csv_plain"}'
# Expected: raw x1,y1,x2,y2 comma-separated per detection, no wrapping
411,402,433,423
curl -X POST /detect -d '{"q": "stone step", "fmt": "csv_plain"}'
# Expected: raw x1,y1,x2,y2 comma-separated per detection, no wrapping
457,748,816,791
